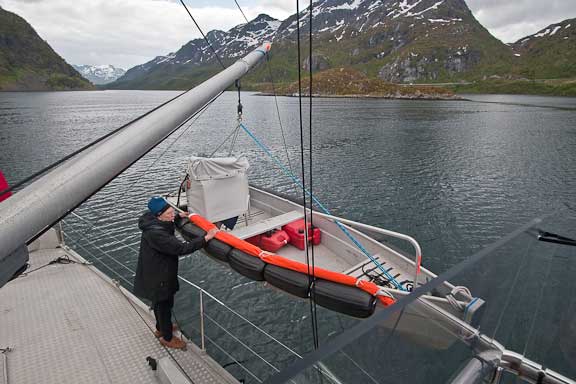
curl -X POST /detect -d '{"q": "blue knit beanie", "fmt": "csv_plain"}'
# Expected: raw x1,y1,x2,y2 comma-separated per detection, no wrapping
148,196,169,216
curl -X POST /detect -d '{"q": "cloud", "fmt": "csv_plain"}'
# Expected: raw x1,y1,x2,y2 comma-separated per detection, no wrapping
0,0,271,68
467,0,576,42
1,0,575,69
0,0,302,68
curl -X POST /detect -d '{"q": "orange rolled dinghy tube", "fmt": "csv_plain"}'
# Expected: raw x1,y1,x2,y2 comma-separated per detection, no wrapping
187,213,395,308
189,214,262,256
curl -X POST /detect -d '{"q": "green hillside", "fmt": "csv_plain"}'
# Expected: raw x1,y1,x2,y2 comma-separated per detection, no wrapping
512,18,576,79
0,7,92,91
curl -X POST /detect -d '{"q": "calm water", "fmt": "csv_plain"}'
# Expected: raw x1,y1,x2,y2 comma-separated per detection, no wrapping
1,91,575,382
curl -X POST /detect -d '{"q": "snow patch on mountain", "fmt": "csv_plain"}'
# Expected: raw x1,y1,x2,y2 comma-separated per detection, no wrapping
550,26,562,36
73,64,126,85
518,19,574,46
391,0,445,19
331,0,365,11
535,28,552,38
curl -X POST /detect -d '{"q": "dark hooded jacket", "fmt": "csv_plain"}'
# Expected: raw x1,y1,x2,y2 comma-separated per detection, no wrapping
133,212,205,303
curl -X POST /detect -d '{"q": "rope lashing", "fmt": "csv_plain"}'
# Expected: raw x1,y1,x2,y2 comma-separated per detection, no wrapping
238,123,406,291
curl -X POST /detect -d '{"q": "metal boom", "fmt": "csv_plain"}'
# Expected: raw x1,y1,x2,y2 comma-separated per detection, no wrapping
0,43,271,263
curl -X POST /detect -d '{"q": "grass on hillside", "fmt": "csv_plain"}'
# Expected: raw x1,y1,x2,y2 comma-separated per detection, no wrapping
451,79,576,97
255,67,455,98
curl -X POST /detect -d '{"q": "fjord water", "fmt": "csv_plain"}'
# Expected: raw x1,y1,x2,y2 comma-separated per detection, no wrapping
1,91,575,382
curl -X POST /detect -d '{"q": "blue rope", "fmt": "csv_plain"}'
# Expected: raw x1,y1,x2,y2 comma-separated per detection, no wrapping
239,123,405,291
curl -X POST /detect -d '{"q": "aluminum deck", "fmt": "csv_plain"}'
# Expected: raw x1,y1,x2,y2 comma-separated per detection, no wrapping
0,241,238,384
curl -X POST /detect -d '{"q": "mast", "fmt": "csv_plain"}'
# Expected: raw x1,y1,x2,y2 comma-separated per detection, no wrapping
0,43,271,263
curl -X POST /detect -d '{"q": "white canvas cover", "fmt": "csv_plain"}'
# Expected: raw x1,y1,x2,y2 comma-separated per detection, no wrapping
185,156,250,222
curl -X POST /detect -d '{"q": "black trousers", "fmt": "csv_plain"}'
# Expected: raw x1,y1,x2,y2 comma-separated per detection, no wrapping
153,295,174,341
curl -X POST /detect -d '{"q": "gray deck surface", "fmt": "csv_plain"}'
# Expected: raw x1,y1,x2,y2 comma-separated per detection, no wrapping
0,247,238,384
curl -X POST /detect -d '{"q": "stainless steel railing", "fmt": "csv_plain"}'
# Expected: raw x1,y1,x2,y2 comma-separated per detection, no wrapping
311,211,423,288
58,214,348,384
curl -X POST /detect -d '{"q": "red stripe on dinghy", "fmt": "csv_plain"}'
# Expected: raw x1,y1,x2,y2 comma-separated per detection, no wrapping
188,213,395,306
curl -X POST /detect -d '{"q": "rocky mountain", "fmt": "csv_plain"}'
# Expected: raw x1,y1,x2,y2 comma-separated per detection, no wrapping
73,64,126,85
512,18,576,79
0,7,92,91
108,14,280,89
108,0,573,90
276,0,513,83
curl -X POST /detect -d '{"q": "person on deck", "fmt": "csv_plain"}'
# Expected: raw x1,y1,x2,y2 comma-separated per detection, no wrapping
134,196,218,350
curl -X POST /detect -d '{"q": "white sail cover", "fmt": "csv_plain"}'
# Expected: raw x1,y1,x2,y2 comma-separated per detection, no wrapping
185,156,250,222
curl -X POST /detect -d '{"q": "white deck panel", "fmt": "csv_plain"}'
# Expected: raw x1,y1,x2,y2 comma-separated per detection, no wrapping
0,248,238,384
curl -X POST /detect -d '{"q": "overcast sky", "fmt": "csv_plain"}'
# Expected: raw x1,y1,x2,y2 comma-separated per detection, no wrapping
1,0,575,69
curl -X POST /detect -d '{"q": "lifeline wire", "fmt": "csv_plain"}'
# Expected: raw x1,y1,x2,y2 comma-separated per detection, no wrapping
262,218,543,384
116,282,198,384
62,216,302,384
522,242,556,356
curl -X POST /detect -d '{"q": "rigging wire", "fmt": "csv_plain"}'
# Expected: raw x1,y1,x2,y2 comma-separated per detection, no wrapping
0,90,190,198
25,91,225,247
307,0,320,352
23,222,196,383
116,281,198,384
228,81,244,155
179,0,226,69
208,84,242,158
229,0,295,182
238,121,405,291
233,0,250,24
115,91,225,204
265,52,298,196
296,0,319,351
209,124,243,157
228,0,404,291
62,217,300,384
17,255,87,278
61,223,199,383
1,0,230,200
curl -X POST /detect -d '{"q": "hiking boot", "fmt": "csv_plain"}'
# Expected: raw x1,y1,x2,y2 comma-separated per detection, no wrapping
154,324,178,338
160,336,187,350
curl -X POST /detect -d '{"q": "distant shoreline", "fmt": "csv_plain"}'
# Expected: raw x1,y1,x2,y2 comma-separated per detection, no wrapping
255,92,462,101
1,89,574,99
